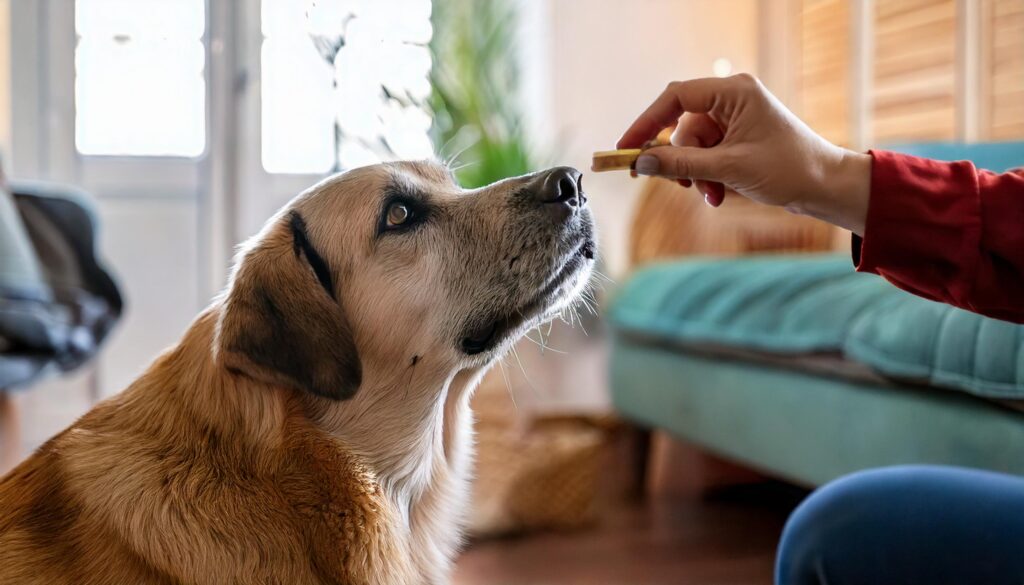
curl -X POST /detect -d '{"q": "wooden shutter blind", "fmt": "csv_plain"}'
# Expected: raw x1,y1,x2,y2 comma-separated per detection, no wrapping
987,0,1024,139
798,0,851,146
872,0,957,142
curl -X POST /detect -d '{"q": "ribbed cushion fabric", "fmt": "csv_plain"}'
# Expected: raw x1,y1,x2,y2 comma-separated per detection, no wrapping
609,254,1024,399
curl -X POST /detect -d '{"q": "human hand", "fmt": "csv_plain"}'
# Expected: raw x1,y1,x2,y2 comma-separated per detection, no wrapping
618,74,870,235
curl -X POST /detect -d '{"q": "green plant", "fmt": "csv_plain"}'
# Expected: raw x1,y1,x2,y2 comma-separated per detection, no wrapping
429,0,537,188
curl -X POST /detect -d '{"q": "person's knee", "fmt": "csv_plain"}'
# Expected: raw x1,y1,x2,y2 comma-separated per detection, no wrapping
775,467,914,585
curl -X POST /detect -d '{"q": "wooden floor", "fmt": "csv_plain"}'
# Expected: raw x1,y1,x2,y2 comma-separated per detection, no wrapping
454,482,805,585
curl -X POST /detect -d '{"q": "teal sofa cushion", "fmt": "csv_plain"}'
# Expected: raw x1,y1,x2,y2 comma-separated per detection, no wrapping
609,255,1024,400
884,141,1024,172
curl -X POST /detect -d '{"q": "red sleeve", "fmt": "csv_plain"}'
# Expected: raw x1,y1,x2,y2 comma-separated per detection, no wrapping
852,149,1024,324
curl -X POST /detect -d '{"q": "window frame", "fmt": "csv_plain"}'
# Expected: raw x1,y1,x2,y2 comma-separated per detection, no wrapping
232,0,334,240
10,0,206,194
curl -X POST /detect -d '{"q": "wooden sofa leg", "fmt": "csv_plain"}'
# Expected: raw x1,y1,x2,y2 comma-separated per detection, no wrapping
629,425,652,499
650,433,769,496
0,390,21,474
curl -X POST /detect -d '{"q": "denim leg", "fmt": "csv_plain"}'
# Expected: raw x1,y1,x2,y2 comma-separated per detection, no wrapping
775,465,1024,585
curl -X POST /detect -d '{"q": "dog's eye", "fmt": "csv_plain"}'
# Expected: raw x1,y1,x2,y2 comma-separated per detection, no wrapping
386,202,411,227
378,195,428,235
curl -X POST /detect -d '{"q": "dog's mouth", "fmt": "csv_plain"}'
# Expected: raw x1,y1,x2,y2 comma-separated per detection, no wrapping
461,236,595,356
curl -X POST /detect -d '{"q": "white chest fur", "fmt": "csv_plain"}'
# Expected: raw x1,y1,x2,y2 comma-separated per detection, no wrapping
402,386,476,584
333,368,482,585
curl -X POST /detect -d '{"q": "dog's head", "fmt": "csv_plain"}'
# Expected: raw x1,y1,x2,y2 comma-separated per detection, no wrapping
216,161,596,400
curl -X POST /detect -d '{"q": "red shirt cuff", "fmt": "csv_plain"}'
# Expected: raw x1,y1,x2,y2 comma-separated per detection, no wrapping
852,149,982,305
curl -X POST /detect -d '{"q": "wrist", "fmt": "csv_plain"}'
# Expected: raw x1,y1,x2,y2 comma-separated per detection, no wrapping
796,149,871,236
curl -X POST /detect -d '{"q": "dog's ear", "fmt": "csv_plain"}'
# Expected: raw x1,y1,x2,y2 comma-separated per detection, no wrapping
215,211,361,400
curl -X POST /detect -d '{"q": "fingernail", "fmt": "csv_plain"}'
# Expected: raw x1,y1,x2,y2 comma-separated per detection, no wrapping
635,155,660,176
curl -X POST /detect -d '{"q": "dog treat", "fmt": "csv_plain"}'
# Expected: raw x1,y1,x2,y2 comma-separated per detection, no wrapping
591,149,644,172
592,130,674,173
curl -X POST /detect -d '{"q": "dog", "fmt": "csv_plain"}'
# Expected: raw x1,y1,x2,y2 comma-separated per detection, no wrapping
0,160,596,585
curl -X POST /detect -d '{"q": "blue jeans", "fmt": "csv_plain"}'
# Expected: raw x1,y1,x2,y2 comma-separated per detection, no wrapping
775,466,1024,585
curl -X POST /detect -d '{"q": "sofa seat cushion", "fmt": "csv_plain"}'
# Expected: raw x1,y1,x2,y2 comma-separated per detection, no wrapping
609,254,1024,400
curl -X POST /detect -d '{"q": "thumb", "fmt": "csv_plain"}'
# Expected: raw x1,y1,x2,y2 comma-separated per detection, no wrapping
635,145,725,181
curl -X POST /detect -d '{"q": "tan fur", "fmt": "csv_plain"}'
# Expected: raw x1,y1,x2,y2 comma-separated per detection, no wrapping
0,161,595,585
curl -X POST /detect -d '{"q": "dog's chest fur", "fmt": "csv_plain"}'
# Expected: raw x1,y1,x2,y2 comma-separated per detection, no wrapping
284,409,475,585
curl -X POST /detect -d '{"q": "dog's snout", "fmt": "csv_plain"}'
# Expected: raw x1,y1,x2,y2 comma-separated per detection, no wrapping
535,167,587,216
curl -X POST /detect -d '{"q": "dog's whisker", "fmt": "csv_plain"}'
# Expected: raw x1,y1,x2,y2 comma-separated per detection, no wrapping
523,331,542,349
574,311,585,333
570,303,590,336
523,331,567,354
557,307,573,325
444,138,478,171
591,269,616,284
496,359,518,412
447,160,480,174
528,326,540,343
510,345,540,398
558,309,573,327
533,324,546,354
579,294,599,316
435,132,462,165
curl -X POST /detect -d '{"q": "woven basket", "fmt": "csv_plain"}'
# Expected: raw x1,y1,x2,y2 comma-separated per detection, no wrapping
468,371,609,537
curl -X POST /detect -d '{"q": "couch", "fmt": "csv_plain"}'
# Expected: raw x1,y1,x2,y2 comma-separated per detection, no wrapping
608,142,1024,487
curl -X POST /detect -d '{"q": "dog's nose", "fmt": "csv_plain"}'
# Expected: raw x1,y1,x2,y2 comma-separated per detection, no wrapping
535,167,587,212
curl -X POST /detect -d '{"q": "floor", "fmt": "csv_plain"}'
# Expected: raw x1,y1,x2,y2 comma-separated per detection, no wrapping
454,482,806,585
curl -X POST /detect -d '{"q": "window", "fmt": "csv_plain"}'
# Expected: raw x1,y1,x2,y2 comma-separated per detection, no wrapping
74,0,206,157
260,0,336,174
261,0,434,174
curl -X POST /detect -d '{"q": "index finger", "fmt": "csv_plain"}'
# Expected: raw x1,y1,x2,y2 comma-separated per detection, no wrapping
616,77,727,149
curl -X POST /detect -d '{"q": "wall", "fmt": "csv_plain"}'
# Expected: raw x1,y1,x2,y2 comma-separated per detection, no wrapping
504,0,760,415
0,0,10,162
527,0,759,279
